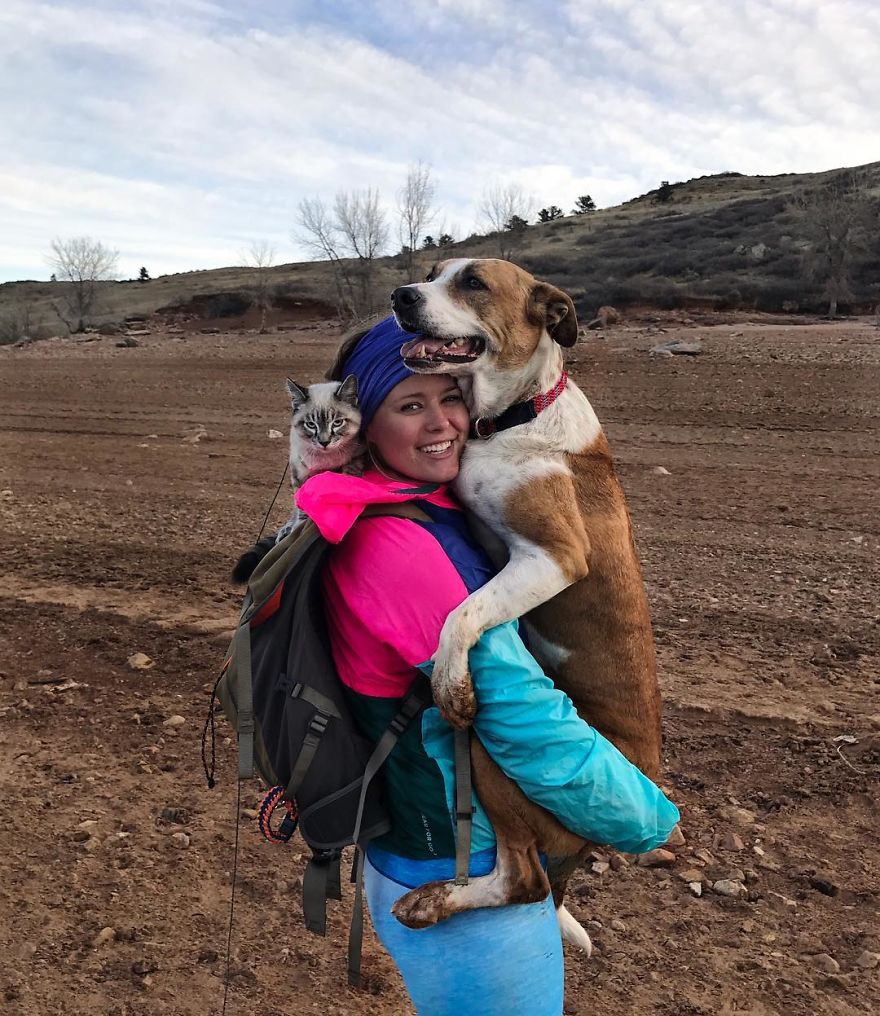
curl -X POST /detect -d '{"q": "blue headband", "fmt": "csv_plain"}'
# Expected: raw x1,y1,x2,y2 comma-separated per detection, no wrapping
340,315,419,429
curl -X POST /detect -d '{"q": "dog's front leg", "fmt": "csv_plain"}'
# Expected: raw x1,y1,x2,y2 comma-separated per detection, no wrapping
432,535,587,727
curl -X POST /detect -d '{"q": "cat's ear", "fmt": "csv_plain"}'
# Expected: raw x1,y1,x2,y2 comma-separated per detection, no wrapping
336,374,359,408
285,378,309,410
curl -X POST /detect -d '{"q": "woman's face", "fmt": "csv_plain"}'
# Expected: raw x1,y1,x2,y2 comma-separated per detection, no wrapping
366,374,470,484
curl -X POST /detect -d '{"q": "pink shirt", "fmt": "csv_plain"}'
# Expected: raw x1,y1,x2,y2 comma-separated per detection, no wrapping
296,470,470,698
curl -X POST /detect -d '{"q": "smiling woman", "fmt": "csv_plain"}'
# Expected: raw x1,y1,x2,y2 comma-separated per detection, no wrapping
366,374,469,484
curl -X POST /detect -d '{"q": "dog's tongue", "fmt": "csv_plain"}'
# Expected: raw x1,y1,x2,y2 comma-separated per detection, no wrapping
400,336,450,359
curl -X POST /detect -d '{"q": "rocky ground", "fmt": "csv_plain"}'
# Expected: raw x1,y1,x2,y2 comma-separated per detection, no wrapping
1,311,878,1016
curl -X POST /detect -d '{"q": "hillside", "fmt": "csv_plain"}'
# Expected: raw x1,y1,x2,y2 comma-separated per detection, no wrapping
2,161,879,341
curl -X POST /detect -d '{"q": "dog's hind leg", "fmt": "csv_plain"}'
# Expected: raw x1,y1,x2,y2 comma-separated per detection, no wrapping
392,736,587,938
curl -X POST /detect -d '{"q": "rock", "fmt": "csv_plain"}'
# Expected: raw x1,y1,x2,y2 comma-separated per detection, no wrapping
240,808,259,821
804,953,840,974
127,653,154,671
93,927,116,948
198,947,219,964
719,806,757,826
131,958,159,976
693,848,715,865
652,466,671,476
586,306,620,330
181,426,208,445
162,715,186,728
855,950,879,970
809,874,838,897
712,879,746,898
766,891,798,914
170,832,190,849
688,882,703,897
637,848,676,868
718,830,745,851
1,489,14,500
610,919,627,933
200,327,221,334
591,861,610,875
650,339,703,356
664,824,686,847
115,336,139,348
678,869,705,884
609,853,629,871
267,429,283,440
159,807,189,825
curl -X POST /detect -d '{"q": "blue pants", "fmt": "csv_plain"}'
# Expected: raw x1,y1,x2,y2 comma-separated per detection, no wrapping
364,857,564,1016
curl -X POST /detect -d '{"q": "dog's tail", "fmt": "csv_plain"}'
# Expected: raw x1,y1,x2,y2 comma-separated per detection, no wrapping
556,905,593,956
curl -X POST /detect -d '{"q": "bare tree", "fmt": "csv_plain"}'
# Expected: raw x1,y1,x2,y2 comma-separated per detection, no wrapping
296,197,356,316
478,183,534,260
296,188,390,318
47,236,119,332
244,239,276,333
398,162,437,282
791,170,877,316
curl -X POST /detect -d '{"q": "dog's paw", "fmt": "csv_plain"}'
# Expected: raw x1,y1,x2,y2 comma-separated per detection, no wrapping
431,666,476,729
391,881,455,929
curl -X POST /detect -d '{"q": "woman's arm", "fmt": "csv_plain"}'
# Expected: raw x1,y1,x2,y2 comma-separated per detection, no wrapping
424,623,679,853
324,516,678,851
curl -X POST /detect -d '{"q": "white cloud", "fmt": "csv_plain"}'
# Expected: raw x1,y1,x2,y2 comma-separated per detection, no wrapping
0,0,878,281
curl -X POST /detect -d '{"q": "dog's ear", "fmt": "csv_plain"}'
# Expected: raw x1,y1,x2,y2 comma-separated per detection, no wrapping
325,320,380,381
285,378,309,410
335,374,359,407
529,282,578,348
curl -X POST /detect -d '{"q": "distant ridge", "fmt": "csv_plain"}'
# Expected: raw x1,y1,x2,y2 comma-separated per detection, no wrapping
2,161,878,338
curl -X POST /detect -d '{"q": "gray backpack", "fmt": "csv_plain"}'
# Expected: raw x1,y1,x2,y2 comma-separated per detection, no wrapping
203,502,470,985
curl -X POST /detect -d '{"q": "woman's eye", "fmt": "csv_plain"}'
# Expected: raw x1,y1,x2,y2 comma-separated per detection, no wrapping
443,393,463,404
400,402,421,412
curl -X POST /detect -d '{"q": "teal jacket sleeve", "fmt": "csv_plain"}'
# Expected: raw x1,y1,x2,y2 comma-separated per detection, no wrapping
420,621,679,854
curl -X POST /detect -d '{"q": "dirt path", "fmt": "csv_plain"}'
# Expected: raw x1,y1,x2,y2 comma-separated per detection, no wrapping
1,317,878,1015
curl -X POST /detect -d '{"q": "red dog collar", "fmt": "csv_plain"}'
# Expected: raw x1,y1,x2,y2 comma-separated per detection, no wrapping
471,371,569,440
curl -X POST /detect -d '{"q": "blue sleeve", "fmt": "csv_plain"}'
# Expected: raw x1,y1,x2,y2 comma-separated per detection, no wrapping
420,621,679,853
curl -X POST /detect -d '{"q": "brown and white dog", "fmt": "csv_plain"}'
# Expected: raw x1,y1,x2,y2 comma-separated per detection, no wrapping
386,258,663,945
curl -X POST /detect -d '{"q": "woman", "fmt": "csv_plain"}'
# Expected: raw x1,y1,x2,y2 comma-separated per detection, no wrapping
295,316,678,1015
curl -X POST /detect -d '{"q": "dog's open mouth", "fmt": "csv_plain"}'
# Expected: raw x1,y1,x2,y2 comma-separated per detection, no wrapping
400,334,486,365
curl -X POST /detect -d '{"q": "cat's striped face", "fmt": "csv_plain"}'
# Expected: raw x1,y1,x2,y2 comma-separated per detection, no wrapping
287,377,361,449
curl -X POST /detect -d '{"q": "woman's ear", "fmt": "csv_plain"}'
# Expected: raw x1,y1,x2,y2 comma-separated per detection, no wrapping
529,282,578,347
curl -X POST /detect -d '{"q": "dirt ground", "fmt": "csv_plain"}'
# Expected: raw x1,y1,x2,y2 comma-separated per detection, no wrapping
1,312,878,1016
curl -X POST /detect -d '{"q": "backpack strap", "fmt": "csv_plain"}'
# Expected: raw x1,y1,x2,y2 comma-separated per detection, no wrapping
453,728,474,885
235,599,257,779
283,684,343,800
361,501,432,523
345,680,433,987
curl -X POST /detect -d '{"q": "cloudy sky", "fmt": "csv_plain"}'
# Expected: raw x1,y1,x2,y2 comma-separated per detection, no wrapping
2,0,879,282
